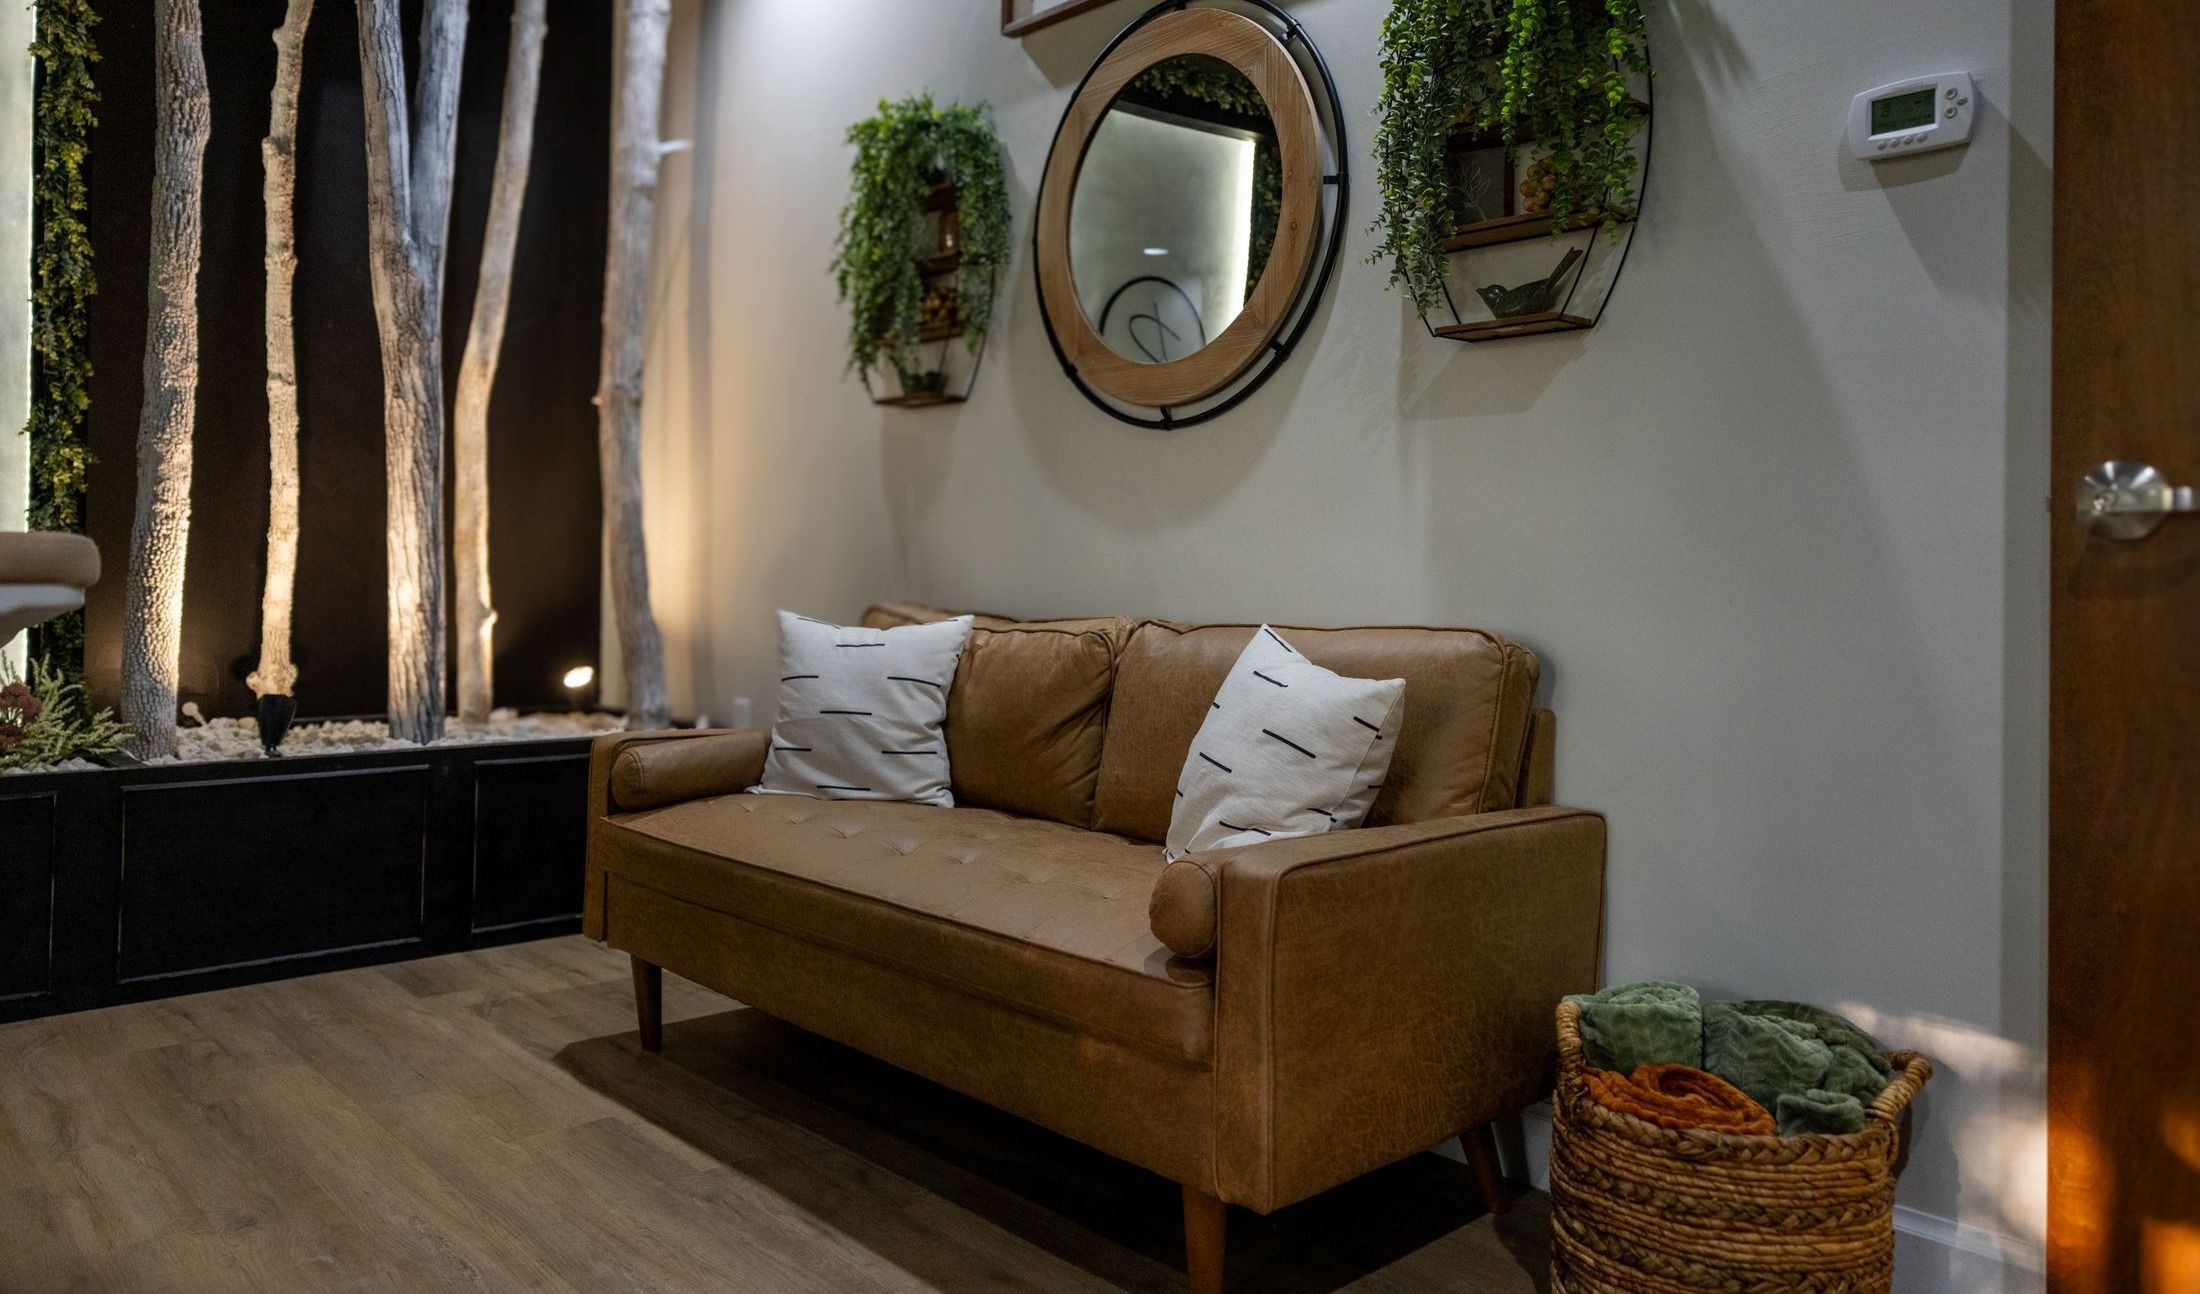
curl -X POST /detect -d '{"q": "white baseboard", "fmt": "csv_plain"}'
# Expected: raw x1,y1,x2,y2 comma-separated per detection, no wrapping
1892,1206,2044,1294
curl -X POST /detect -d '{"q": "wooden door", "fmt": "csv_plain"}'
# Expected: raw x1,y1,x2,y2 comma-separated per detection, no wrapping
2048,1,2200,1289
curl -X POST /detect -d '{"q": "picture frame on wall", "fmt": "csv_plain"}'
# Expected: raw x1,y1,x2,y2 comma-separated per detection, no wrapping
1447,136,1514,227
1001,0,1122,38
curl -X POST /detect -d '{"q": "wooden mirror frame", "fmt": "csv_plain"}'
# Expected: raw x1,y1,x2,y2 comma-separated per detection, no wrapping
1034,5,1333,415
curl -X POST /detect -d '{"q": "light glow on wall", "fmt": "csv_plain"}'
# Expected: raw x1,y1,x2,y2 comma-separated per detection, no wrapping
1,3,35,677
1218,129,1256,319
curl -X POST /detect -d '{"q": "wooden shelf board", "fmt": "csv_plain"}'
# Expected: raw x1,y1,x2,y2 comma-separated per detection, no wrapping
915,322,963,343
917,253,962,277
1440,211,1608,252
1432,312,1594,343
874,391,966,409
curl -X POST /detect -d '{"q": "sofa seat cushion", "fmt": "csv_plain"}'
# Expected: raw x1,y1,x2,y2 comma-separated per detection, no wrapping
599,796,1214,1064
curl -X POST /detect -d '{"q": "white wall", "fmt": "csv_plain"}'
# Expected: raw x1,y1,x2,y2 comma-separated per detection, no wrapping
643,0,2049,1284
2,1,35,674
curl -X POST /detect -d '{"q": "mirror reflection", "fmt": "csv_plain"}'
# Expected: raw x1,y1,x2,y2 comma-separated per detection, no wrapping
1069,55,1279,365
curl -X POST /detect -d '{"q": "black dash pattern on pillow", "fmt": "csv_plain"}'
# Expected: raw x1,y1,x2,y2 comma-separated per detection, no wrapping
751,610,973,805
1164,624,1405,859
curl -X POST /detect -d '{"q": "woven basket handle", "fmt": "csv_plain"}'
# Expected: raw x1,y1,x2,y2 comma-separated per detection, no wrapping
1555,999,1587,1090
1867,1050,1934,1127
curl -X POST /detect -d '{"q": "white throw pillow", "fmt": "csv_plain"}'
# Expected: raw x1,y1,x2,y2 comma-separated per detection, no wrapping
751,611,973,805
1165,625,1406,859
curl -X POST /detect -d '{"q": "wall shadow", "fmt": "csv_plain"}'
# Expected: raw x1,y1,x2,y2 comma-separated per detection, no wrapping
558,1005,1549,1293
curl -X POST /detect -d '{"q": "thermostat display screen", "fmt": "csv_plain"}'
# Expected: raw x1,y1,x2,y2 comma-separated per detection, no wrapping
1871,87,1937,135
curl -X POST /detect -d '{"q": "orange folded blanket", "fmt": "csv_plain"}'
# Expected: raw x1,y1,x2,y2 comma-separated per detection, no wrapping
1585,1062,1775,1136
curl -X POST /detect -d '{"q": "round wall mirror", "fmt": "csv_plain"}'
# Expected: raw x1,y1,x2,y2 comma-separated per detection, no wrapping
1071,54,1278,365
1034,3,1346,427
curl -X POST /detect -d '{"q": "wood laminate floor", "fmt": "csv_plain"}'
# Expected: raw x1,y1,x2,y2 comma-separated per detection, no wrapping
0,936,1552,1292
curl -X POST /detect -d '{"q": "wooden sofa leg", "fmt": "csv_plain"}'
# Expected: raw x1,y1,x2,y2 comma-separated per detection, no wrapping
1464,1122,1510,1216
1182,1184,1225,1294
632,956,663,1052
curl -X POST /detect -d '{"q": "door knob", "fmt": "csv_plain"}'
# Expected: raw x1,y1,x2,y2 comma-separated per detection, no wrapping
2077,461,2198,541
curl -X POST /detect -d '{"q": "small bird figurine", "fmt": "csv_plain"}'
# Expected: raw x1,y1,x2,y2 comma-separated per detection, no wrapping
1476,247,1585,318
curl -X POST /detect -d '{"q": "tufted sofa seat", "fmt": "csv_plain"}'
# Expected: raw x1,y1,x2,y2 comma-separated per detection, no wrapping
601,787,1214,1064
586,604,1605,1294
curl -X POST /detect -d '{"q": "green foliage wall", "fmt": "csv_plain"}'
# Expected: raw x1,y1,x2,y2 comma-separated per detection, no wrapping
22,0,99,670
25,0,99,532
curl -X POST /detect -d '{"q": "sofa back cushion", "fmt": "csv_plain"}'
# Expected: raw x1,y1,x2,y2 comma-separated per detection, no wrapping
1093,621,1541,843
863,601,1020,631
860,604,1131,827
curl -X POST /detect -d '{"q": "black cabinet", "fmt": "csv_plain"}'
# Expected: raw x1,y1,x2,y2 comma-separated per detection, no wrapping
0,734,596,1022
470,754,590,934
0,792,56,1002
117,767,430,981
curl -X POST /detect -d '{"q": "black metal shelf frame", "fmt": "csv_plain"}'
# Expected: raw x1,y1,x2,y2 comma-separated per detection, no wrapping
1419,67,1655,343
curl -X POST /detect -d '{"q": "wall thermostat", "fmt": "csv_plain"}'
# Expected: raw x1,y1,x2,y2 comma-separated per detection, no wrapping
1848,72,1974,160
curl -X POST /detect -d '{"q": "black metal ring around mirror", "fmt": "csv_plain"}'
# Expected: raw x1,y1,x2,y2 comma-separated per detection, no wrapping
1032,0,1348,430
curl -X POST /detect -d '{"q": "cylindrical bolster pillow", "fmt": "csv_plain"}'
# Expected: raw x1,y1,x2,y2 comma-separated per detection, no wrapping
1149,857,1220,959
610,730,770,811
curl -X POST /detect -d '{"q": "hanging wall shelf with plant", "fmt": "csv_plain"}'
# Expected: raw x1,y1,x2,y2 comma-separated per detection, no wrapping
831,94,1010,406
1370,0,1651,335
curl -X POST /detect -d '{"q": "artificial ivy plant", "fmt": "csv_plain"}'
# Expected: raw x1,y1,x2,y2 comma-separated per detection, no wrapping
23,0,101,673
831,94,1010,385
1370,0,1650,313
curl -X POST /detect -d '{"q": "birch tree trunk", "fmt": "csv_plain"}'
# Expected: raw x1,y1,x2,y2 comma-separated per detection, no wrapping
120,0,211,758
355,0,466,742
454,0,548,723
407,0,468,310
249,0,314,702
598,0,672,731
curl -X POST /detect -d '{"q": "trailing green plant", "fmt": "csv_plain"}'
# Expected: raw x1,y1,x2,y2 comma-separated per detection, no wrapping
23,0,101,674
831,94,1010,382
1370,0,1649,313
0,656,127,771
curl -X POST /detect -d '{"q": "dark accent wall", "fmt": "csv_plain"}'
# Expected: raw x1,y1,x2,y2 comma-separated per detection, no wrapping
82,0,611,719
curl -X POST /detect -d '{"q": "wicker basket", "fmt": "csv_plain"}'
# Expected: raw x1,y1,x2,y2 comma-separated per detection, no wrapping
1549,999,1932,1293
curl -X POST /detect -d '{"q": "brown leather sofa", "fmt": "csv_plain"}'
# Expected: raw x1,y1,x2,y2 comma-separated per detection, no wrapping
585,605,1606,1293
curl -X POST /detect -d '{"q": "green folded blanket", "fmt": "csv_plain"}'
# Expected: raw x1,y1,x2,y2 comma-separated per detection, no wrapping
1565,981,1703,1074
1775,1088,1868,1137
1726,999,1894,1088
1703,1000,1891,1116
1574,984,1892,1137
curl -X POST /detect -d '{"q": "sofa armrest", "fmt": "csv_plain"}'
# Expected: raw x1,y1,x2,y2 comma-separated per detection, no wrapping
1185,806,1606,1210
584,728,769,938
